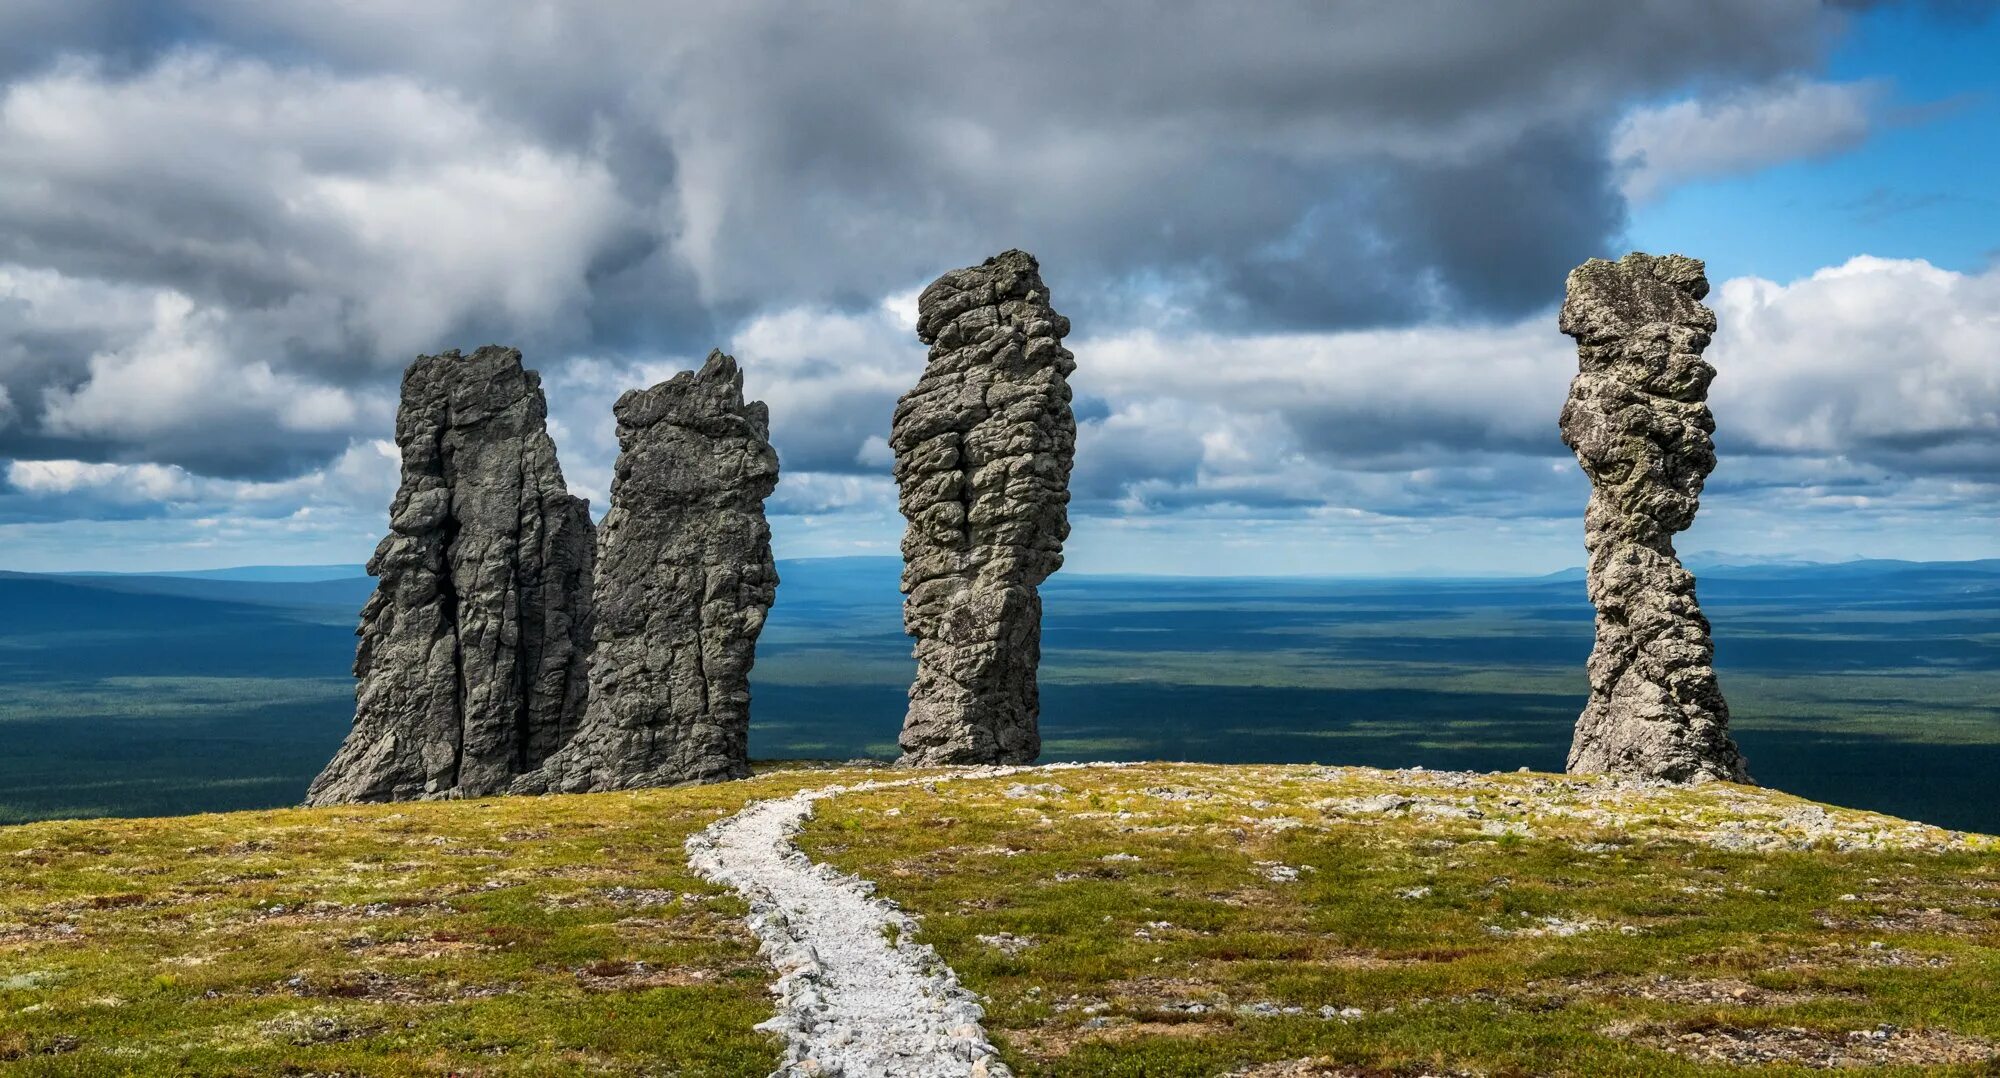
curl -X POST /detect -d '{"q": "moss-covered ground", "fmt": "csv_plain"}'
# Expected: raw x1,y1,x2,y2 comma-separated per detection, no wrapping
0,769,866,1076
1,762,1996,1076
802,764,2000,1077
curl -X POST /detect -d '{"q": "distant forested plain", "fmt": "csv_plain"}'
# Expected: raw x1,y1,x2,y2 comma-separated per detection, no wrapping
2,556,1996,834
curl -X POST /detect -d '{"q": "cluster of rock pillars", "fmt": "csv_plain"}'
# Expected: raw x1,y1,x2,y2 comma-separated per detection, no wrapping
306,249,1749,807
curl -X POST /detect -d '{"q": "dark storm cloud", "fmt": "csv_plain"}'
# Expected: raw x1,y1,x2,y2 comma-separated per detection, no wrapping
21,1,1838,316
1206,126,1627,331
0,0,1869,500
0,1,212,82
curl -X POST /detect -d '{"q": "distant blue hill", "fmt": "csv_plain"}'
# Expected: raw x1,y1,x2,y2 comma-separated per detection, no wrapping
60,564,368,582
1689,555,2000,577
42,554,2000,587
6,570,374,615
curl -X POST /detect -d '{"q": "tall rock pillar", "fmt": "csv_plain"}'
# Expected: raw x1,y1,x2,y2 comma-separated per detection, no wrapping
307,346,595,805
893,250,1077,766
514,350,779,791
1559,253,1749,784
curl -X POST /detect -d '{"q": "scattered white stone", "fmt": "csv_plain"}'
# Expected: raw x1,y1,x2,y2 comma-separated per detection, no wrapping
1337,794,1414,815
975,933,1034,956
1486,914,1613,938
1001,783,1067,799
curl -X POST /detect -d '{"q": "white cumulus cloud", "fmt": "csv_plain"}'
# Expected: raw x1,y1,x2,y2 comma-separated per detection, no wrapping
1709,255,2000,472
1613,78,1880,200
7,458,196,500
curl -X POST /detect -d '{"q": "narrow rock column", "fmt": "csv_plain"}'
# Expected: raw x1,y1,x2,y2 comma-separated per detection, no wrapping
307,346,594,805
514,351,779,791
893,250,1077,766
1559,253,1749,784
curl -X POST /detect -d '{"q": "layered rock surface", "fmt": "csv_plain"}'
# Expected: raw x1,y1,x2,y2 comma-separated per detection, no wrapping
1559,253,1749,784
515,351,779,791
893,250,1077,766
306,346,594,805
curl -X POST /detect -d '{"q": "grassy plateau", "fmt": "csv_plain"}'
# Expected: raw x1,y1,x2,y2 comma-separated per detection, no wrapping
1,762,1995,1076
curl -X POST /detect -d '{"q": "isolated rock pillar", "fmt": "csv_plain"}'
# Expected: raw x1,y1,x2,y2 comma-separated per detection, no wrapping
514,350,779,791
1559,253,1749,784
306,346,594,805
893,250,1077,766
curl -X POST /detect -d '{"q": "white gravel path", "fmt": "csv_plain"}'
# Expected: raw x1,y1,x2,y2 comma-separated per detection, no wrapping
687,764,1117,1077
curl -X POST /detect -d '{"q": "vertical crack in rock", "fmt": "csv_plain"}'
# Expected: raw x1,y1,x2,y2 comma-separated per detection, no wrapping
515,350,779,791
307,346,594,805
893,250,1076,766
1559,253,1750,784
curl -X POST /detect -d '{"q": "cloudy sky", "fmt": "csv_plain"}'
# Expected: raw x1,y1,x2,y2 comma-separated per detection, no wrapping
1,1,1996,575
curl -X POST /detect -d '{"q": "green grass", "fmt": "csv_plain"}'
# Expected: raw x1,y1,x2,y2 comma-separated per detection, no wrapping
801,764,2000,1077
2,762,1997,1074
0,770,881,1076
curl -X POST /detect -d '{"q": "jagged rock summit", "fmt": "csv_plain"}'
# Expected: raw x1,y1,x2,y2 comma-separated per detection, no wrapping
893,249,1077,766
514,350,779,792
306,346,595,806
1559,253,1749,784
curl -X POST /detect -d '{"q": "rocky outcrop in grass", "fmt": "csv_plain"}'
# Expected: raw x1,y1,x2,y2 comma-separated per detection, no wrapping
515,351,779,792
1559,253,1748,784
307,347,594,806
893,250,1077,767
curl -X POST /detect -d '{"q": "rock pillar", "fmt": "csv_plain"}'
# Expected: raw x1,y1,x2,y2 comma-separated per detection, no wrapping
307,346,594,805
893,250,1076,766
515,350,779,791
1559,253,1748,784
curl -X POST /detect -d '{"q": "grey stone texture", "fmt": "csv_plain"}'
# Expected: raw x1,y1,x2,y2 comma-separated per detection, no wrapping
306,346,595,806
892,250,1077,766
514,350,779,791
1559,253,1749,784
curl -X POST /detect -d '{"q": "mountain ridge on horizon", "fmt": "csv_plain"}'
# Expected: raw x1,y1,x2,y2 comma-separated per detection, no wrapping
16,553,2000,586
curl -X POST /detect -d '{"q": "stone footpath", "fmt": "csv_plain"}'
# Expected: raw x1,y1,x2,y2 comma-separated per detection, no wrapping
688,765,1125,1077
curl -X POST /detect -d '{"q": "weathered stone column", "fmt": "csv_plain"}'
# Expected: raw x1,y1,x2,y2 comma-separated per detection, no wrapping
514,350,779,791
893,250,1076,766
307,346,594,805
1559,253,1749,784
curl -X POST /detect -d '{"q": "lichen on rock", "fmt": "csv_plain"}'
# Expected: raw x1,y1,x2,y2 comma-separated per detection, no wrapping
892,250,1077,766
1558,253,1749,784
514,350,779,791
306,346,594,806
